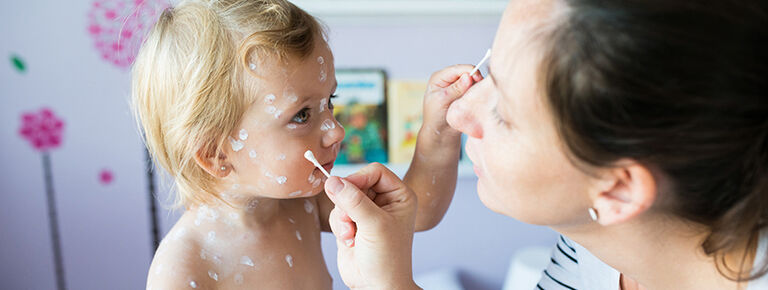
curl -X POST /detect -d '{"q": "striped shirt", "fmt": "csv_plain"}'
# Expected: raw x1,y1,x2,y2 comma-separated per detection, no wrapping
536,234,768,290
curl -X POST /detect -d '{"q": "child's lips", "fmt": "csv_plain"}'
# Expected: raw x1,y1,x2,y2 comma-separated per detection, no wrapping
322,162,334,173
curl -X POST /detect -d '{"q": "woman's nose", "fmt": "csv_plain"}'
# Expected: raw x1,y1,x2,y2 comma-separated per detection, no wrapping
447,93,483,139
322,117,345,148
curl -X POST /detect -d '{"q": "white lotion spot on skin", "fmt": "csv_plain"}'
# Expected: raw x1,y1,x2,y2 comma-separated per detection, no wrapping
240,256,254,267
288,95,298,103
287,124,297,130
288,218,296,224
319,70,327,82
206,231,216,243
312,178,322,188
317,56,324,64
296,230,302,241
320,119,335,131
285,254,294,268
308,172,316,183
277,154,286,160
276,176,287,184
239,129,248,141
234,273,244,285
249,150,258,159
154,263,164,274
190,280,198,288
195,205,220,226
246,199,259,212
208,270,218,281
274,110,283,119
266,106,277,114
173,227,187,240
212,255,222,265
230,138,244,152
265,94,276,104
289,190,302,197
319,98,327,113
304,200,314,213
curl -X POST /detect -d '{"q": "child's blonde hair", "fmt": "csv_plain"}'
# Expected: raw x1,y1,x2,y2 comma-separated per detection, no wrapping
131,0,324,207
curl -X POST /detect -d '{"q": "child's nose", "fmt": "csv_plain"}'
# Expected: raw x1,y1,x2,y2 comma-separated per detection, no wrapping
322,118,345,148
447,94,483,139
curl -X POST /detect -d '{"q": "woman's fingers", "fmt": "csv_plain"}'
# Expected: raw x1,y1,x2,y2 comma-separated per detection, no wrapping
324,176,384,226
329,206,357,245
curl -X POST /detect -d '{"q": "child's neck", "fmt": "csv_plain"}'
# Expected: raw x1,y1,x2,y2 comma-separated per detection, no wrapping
214,194,300,228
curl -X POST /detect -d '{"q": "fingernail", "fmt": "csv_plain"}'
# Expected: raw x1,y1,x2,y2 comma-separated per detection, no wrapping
344,239,354,247
326,176,344,195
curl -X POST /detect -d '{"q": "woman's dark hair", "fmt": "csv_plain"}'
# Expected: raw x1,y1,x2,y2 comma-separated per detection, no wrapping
542,0,768,281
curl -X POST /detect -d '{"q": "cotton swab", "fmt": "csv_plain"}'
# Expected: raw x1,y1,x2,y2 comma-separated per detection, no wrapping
304,150,331,178
469,48,491,76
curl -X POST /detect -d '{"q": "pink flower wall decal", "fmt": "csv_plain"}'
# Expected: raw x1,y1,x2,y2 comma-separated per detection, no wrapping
18,107,67,290
87,0,169,69
19,108,65,152
99,169,115,185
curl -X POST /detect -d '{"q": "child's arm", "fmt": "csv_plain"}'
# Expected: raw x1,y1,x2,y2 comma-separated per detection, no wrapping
405,65,481,231
317,65,481,233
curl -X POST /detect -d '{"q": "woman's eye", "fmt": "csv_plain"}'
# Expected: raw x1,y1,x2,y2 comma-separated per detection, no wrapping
492,106,508,127
291,108,311,124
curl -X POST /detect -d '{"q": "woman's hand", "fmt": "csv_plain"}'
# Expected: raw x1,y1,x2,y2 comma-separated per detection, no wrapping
422,64,483,140
324,163,421,290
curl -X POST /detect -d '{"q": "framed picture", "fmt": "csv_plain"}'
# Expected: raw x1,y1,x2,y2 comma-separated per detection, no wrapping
333,69,388,164
387,80,426,164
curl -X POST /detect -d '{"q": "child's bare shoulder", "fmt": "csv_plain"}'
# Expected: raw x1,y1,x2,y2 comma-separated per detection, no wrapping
147,220,212,289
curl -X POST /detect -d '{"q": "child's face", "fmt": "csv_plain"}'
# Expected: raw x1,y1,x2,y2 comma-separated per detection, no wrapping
223,42,344,200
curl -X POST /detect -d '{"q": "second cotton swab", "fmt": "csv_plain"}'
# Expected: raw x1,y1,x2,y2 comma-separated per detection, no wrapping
470,49,491,76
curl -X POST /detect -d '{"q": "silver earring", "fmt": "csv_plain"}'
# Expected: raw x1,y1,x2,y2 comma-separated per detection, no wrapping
588,207,599,221
221,166,227,171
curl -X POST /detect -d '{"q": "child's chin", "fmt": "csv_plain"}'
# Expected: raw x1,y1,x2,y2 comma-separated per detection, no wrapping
287,188,321,199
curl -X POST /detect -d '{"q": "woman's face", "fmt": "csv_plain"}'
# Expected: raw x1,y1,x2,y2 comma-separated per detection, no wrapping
221,41,344,201
447,0,596,226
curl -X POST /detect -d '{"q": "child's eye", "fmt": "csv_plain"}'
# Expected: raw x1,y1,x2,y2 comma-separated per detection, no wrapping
329,94,337,111
291,108,311,124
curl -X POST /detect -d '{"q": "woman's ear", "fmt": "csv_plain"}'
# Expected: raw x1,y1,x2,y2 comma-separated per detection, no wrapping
591,160,657,225
194,146,230,178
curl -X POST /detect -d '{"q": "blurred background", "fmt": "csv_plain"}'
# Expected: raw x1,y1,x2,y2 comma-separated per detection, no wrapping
0,0,557,289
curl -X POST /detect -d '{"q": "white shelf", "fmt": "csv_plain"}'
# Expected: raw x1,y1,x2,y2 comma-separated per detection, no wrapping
330,161,476,179
292,0,506,17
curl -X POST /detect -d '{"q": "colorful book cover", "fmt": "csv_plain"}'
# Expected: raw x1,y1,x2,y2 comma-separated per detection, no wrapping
387,80,427,164
333,69,389,164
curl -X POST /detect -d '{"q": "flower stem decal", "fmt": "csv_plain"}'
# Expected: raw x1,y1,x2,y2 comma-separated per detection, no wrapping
19,108,67,290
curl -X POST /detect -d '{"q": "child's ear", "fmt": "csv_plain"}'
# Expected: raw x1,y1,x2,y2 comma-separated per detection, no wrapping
590,160,657,226
194,145,230,178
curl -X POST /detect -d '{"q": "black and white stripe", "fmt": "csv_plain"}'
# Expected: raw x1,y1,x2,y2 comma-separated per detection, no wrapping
536,235,580,290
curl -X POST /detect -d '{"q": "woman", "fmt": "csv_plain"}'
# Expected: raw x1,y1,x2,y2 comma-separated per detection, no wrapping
323,0,768,289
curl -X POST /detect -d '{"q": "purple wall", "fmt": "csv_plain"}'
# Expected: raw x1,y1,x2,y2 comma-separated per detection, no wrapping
0,1,557,289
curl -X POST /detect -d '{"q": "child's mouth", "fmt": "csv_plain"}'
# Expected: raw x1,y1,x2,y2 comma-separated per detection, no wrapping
321,162,334,174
